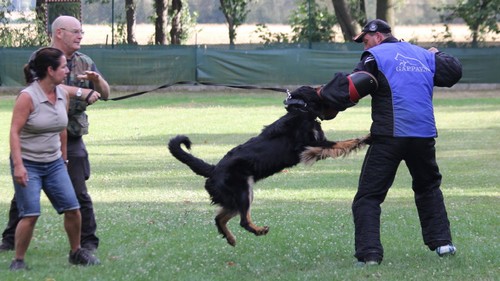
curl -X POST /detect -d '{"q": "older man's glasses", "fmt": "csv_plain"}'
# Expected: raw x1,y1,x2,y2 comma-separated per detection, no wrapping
60,28,85,35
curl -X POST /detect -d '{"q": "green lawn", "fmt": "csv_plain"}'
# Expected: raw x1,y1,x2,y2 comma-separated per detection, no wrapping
0,90,498,280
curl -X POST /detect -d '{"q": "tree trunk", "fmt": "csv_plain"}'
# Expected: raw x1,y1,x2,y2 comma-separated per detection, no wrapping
155,0,167,45
228,22,236,46
376,0,395,28
470,23,479,48
219,0,236,47
332,0,360,42
357,0,367,26
169,0,182,45
126,0,138,45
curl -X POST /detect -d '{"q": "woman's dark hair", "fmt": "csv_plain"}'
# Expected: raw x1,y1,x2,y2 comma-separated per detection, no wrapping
23,47,64,84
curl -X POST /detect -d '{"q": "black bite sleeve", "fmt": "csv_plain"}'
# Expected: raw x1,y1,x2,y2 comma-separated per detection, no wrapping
434,52,463,87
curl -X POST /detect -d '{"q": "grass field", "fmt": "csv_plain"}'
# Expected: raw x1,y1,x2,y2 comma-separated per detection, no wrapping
0,90,498,280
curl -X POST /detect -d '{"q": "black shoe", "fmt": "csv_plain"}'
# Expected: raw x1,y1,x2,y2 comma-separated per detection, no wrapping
0,242,14,253
9,259,27,271
436,244,457,257
69,248,100,266
81,243,97,254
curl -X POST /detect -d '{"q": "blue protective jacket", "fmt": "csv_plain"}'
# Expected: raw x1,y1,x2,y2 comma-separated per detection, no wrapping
319,37,462,138
366,41,436,137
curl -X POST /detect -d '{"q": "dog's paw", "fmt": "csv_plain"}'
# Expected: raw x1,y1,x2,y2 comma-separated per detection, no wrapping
300,147,324,165
254,226,270,236
360,133,372,145
226,236,237,247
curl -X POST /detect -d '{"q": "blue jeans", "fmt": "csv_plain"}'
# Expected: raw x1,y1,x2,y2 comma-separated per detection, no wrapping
11,157,80,217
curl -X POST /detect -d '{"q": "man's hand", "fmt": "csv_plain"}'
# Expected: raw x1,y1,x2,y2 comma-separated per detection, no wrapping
77,71,101,83
83,90,101,104
428,47,439,53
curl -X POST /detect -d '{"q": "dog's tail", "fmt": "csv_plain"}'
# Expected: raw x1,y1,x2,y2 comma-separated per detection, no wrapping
168,135,215,178
300,134,371,165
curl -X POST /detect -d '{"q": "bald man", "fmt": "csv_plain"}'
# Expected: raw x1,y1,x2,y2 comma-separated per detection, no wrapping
1,15,109,254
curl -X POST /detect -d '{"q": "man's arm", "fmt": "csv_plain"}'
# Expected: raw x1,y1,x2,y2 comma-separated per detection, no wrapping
318,53,378,111
60,85,101,104
431,48,463,88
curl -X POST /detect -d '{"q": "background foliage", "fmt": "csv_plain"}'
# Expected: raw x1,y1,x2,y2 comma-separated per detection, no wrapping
2,0,498,47
79,0,460,25
2,0,471,25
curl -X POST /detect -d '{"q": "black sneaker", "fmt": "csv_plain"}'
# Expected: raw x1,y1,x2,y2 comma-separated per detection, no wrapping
69,248,101,266
436,244,457,257
81,243,97,254
9,259,27,271
0,242,14,253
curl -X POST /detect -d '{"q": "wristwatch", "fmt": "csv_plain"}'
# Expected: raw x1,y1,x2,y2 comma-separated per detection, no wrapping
76,88,83,97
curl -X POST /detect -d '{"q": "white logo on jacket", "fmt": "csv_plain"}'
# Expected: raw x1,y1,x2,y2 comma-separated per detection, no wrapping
394,53,431,72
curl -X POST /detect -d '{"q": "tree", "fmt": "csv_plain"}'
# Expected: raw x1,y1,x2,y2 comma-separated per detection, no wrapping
376,0,395,27
331,0,395,42
254,0,337,44
354,0,367,26
168,0,197,45
0,0,49,47
169,0,181,44
154,0,167,45
219,0,251,47
332,0,360,42
125,0,138,44
436,0,499,47
290,0,337,43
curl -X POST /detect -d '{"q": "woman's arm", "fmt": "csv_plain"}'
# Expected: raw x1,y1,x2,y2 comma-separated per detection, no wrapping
10,92,33,187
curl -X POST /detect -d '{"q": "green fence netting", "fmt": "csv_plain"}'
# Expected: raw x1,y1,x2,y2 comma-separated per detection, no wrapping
1,44,498,87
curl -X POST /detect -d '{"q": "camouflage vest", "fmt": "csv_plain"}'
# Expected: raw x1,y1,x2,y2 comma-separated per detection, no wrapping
66,52,96,137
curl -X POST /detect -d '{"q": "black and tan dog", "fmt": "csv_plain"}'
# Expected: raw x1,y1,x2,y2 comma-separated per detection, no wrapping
168,85,371,246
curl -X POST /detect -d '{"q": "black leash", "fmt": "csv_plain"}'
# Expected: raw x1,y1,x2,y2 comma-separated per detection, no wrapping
105,81,290,101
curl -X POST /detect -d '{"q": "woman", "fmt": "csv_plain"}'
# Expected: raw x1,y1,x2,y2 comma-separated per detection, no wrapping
9,47,99,271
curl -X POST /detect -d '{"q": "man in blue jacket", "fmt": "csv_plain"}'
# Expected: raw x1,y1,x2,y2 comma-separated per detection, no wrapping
287,19,462,266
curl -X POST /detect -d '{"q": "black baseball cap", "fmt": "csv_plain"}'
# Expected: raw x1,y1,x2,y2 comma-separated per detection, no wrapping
353,19,392,43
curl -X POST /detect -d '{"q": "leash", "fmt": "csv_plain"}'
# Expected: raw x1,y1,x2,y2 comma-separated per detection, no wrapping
101,80,323,121
103,80,320,120
105,81,290,101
